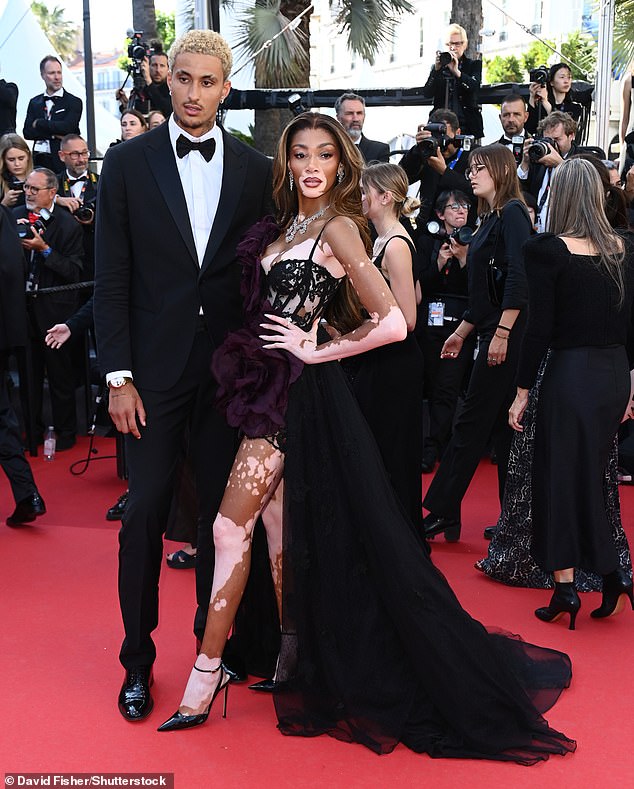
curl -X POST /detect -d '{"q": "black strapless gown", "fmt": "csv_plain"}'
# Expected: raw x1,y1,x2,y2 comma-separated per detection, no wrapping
213,218,575,765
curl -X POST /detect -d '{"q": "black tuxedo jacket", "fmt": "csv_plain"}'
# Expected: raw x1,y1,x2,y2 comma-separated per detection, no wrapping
57,170,99,279
23,90,83,170
0,206,27,349
521,142,579,200
94,123,274,391
0,78,18,135
13,203,84,332
423,56,483,138
358,135,390,163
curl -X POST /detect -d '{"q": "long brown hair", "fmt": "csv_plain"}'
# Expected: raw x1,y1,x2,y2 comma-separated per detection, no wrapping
548,157,626,306
273,112,370,333
468,143,527,216
0,133,33,194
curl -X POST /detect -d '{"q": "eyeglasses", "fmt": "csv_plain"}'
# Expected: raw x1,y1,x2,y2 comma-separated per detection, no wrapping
446,40,464,48
23,184,52,193
444,202,470,211
63,150,90,159
465,164,487,178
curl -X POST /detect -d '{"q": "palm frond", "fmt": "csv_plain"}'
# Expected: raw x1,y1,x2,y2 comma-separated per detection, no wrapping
336,0,415,65
613,0,634,73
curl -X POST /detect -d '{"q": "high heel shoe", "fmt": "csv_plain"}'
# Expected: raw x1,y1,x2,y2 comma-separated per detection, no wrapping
535,582,580,631
157,662,229,732
591,568,634,619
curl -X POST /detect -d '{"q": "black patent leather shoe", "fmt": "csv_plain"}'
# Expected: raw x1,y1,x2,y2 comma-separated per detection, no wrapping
118,667,154,721
248,678,276,692
6,492,46,526
535,582,580,631
106,491,129,521
483,525,498,540
423,513,461,542
591,568,634,619
158,664,229,732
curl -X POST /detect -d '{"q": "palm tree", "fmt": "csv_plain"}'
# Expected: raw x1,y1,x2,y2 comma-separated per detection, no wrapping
450,0,482,61
234,0,414,154
614,0,634,73
31,1,79,62
132,0,158,41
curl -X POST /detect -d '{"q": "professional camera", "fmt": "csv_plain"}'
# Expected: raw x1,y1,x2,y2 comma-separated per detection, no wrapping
17,207,52,240
426,221,474,246
418,122,475,161
72,199,96,223
437,51,453,68
529,65,549,86
127,30,152,62
528,136,556,163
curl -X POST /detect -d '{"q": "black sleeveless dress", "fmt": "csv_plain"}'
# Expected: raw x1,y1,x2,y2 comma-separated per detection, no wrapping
212,218,575,765
342,234,424,531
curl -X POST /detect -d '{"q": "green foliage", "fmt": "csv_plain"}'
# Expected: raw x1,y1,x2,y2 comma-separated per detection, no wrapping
484,54,523,84
228,126,255,147
614,0,634,74
560,31,595,79
521,39,555,75
336,0,415,65
31,1,79,62
155,11,176,53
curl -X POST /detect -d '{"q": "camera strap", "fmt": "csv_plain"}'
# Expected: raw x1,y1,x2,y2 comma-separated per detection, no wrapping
447,149,463,171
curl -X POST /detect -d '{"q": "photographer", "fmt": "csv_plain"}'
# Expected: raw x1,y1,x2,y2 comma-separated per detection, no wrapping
0,134,32,209
518,111,578,233
400,108,476,240
13,167,83,451
525,63,582,138
422,24,483,140
116,47,172,118
56,134,98,282
416,189,475,474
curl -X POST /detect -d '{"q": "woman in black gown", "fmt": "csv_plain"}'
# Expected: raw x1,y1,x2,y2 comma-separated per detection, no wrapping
509,157,634,629
343,162,424,530
158,113,575,765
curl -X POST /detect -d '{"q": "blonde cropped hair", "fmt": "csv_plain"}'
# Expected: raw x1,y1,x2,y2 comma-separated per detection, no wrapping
168,30,233,80
446,23,468,47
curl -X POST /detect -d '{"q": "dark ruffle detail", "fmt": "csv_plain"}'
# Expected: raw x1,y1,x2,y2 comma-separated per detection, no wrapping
212,216,303,439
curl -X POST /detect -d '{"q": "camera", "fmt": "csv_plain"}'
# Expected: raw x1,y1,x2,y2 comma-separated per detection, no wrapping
127,30,152,62
426,221,474,246
437,51,453,68
73,199,96,223
418,122,475,161
17,207,52,240
528,136,556,163
529,65,549,86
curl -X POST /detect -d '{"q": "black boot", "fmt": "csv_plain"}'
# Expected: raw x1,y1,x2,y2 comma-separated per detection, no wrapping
535,582,580,631
591,568,634,619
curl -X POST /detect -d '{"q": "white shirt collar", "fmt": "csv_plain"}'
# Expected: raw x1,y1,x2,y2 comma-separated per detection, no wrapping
66,169,88,179
45,88,64,99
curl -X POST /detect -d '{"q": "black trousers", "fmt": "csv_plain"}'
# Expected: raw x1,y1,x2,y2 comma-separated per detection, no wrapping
423,319,525,521
118,328,238,669
0,352,37,506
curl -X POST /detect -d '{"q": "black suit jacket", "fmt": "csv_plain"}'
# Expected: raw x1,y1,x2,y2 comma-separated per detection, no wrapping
520,142,579,200
23,90,83,172
0,206,27,349
57,170,99,280
422,56,483,138
13,203,84,332
358,135,390,163
93,122,274,391
0,79,18,136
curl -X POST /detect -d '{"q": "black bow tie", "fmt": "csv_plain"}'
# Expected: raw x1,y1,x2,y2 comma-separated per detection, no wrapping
68,176,88,185
176,134,216,162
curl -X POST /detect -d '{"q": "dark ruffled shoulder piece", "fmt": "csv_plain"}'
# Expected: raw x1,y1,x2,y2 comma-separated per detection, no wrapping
212,216,304,440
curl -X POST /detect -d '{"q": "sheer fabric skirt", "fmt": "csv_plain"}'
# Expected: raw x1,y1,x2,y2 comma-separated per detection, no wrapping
273,360,575,764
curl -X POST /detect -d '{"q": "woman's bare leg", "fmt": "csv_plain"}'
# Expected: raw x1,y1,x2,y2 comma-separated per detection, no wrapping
261,479,284,623
177,437,283,715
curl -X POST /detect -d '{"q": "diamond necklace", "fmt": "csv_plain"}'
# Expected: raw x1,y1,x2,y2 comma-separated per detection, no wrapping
285,205,330,243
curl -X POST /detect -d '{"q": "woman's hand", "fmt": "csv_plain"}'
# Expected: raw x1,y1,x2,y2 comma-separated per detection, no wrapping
487,334,508,366
1,188,21,207
509,388,529,431
448,237,468,267
440,332,463,360
260,314,319,363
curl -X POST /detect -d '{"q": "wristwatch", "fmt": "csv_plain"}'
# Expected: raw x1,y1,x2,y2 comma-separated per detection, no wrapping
108,376,132,389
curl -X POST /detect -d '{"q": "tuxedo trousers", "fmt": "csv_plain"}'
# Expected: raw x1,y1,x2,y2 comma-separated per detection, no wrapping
423,319,525,521
118,326,238,668
0,352,37,505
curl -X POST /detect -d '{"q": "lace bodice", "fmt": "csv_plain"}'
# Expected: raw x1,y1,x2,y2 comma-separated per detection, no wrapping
265,258,342,330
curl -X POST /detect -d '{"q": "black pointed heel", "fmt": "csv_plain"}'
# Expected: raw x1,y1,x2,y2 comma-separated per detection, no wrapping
535,582,580,631
157,663,229,732
591,569,634,619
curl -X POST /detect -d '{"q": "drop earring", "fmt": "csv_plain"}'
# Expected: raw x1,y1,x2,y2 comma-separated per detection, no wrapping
337,165,344,184
288,170,294,191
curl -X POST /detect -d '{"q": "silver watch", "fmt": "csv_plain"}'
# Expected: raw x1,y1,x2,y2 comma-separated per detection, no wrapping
108,376,131,389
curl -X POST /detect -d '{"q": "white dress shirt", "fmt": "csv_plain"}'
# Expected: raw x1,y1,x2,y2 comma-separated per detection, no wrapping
34,88,65,154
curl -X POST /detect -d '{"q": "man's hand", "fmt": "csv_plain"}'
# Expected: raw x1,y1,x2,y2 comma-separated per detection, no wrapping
108,381,147,439
140,57,151,86
538,145,564,169
45,323,71,349
427,145,447,174
20,227,48,253
56,195,82,213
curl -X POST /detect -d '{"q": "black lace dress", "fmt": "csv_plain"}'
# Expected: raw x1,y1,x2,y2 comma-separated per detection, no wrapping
213,218,576,764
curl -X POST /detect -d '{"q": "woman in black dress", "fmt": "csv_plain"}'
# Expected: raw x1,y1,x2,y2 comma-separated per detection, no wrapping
343,162,424,529
423,144,532,541
525,63,583,138
509,157,634,629
158,114,574,765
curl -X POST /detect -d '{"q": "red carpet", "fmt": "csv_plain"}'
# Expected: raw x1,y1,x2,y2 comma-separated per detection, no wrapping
1,436,633,787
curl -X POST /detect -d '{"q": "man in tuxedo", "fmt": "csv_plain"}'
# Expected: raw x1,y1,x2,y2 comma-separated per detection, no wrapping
94,29,273,722
23,57,82,174
399,108,475,241
335,92,390,162
496,94,529,157
116,48,172,118
14,167,84,450
517,110,578,232
56,134,98,282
